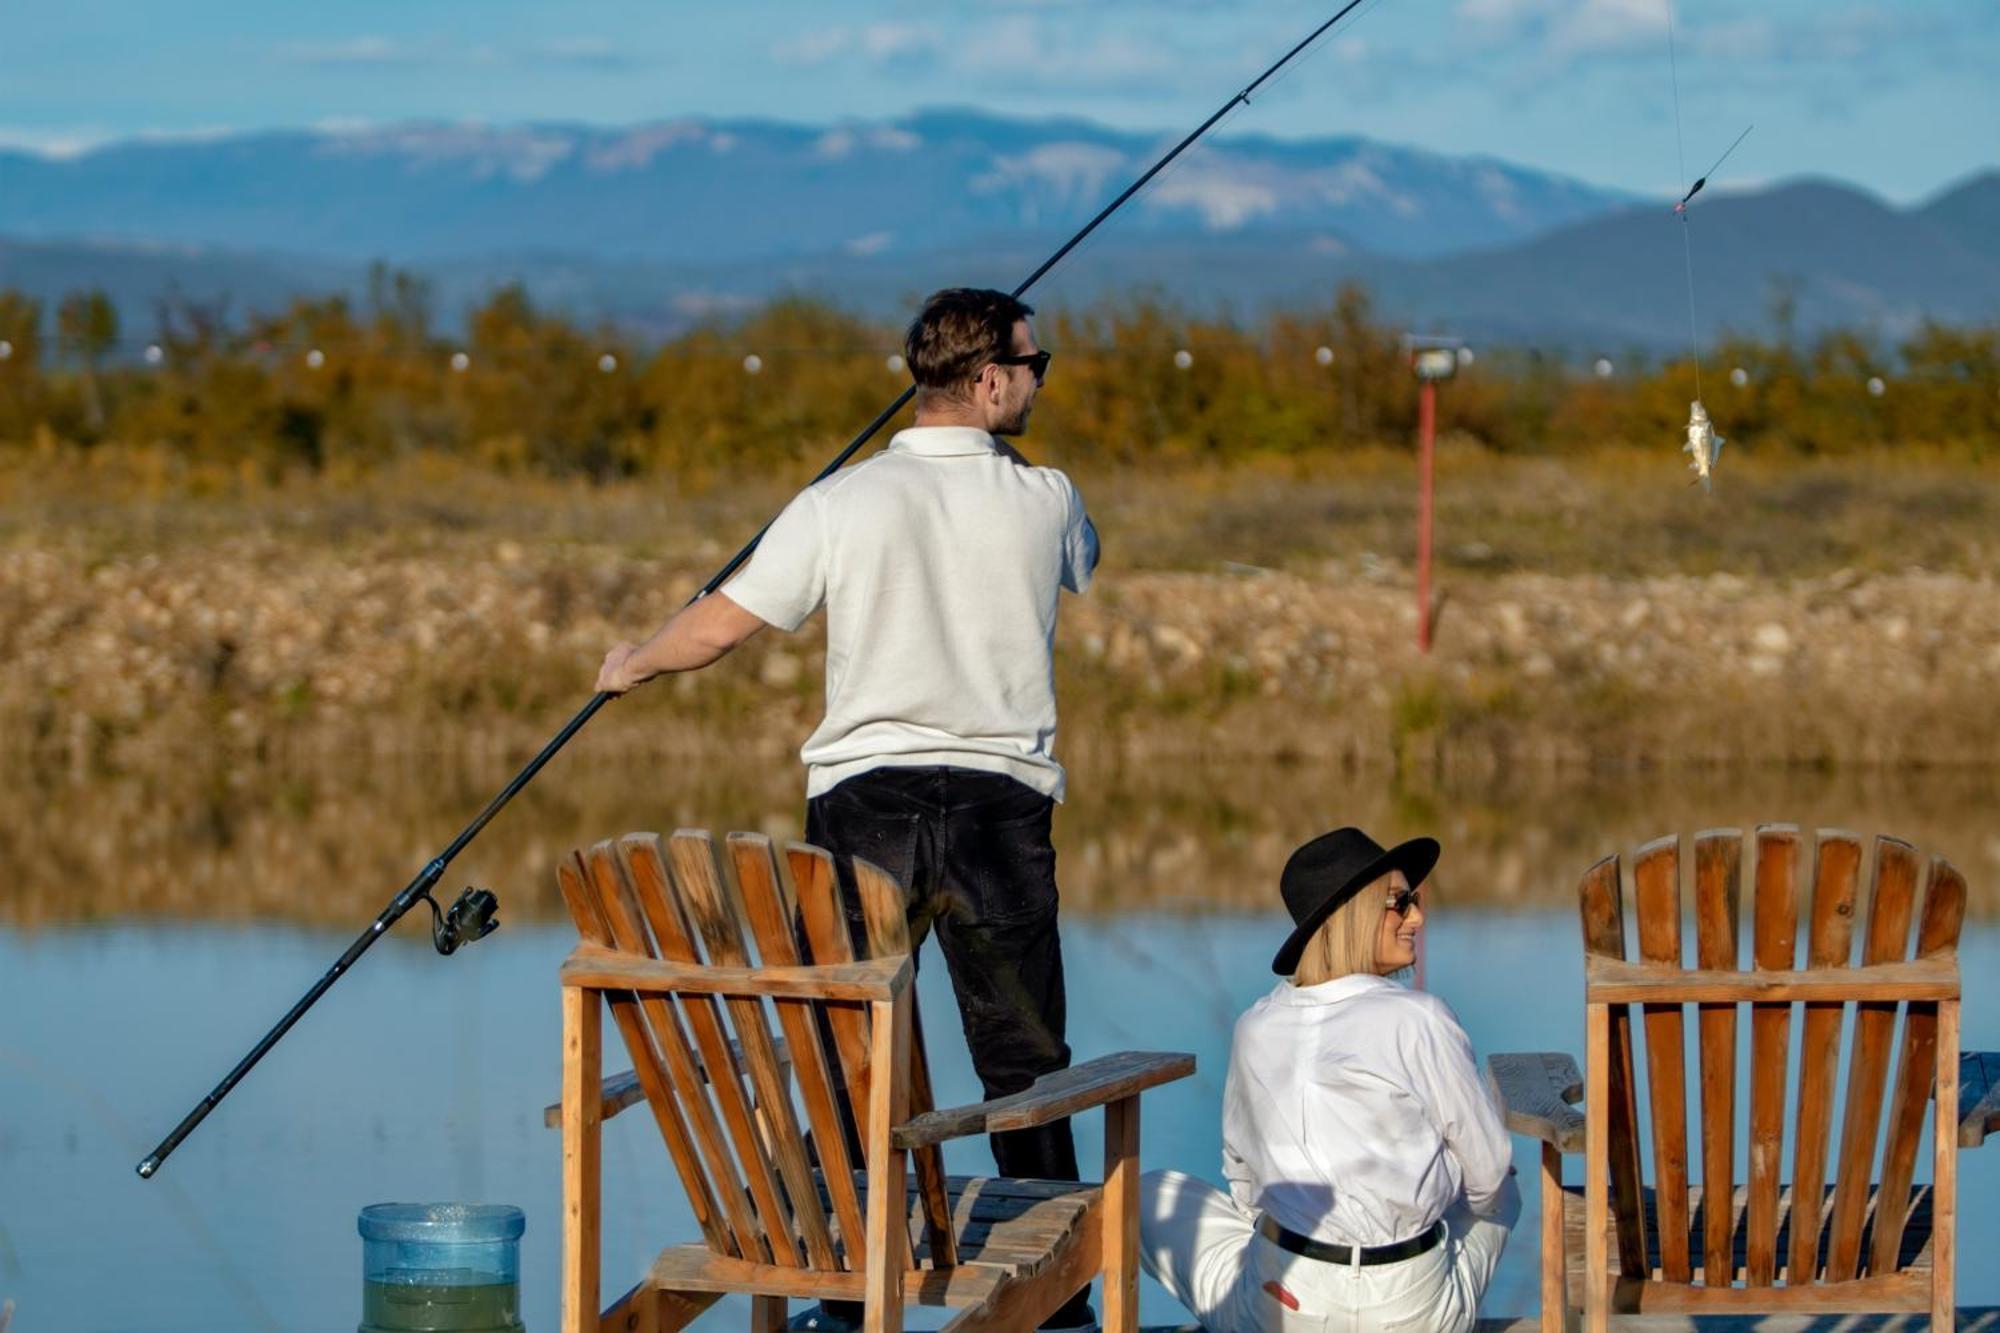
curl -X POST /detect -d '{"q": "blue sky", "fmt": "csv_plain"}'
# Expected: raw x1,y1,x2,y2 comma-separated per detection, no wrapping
2,0,1993,203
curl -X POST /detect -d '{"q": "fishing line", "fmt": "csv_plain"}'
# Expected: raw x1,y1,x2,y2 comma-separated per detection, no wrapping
1664,0,1701,401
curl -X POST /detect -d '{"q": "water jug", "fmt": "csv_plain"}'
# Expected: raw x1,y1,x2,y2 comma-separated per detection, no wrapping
358,1203,526,1333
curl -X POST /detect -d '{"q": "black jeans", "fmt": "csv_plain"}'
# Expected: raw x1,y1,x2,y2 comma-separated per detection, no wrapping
808,765,1091,1329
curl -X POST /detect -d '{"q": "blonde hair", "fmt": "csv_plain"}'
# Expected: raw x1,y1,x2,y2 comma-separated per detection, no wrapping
1291,870,1389,986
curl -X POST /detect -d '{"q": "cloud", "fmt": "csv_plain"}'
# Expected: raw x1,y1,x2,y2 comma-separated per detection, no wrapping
774,13,1185,97
1456,0,1663,61
278,35,655,72
775,23,940,68
282,36,427,67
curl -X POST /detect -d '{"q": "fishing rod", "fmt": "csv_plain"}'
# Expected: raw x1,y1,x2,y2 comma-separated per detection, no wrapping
136,0,1375,1180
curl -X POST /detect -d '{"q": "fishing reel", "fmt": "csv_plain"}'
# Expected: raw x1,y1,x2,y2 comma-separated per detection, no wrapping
425,885,501,956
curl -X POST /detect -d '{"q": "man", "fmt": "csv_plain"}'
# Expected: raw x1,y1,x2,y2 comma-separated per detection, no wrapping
596,287,1098,1331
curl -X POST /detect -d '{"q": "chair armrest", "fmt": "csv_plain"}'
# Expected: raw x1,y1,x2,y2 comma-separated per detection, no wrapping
541,1038,790,1129
1487,1051,1586,1154
893,1051,1195,1150
1962,1051,2000,1148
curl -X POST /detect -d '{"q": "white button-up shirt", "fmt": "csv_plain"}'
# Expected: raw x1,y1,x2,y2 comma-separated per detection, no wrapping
1222,973,1512,1248
722,426,1097,800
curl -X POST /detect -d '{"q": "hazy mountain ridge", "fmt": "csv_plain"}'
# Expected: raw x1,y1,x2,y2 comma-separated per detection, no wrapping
1,116,1993,350
0,109,1631,264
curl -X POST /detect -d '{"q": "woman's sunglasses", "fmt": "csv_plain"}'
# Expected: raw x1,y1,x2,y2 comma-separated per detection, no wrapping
1385,885,1424,917
990,349,1052,384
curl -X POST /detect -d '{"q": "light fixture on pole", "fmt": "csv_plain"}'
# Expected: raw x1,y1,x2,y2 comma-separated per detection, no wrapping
1406,335,1464,655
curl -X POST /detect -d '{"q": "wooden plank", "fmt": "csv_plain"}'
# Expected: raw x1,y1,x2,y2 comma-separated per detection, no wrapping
1934,1000,1960,1330
1583,956,1957,1003
1692,829,1741,1288
1578,853,1649,1278
1541,1142,1566,1333
1873,857,1967,1276
619,836,801,1270
752,1295,788,1333
1632,834,1692,1284
936,1199,1103,1333
557,853,731,1256
1487,1051,1586,1154
845,854,959,1270
562,983,602,1333
733,833,871,1272
1746,825,1800,1287
863,994,913,1333
1964,1052,2000,1149
670,831,840,1271
1825,836,1921,1282
1790,831,1863,1282
560,947,910,1002
1102,1097,1141,1333
1585,1001,1611,1333
790,844,875,1147
896,1051,1197,1147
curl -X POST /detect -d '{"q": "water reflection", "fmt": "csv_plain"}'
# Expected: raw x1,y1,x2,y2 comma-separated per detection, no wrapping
4,749,1997,925
5,915,1997,1332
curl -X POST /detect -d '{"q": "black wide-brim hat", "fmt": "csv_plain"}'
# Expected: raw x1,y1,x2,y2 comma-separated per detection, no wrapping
1270,827,1440,975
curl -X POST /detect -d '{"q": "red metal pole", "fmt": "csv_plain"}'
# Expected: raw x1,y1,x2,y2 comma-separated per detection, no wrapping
1416,379,1436,653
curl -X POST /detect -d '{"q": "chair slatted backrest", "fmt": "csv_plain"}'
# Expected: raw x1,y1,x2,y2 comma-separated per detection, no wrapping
1580,827,1967,1292
555,829,958,1276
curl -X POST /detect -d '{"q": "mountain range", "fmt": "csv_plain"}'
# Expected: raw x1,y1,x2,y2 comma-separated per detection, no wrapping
1,111,1995,349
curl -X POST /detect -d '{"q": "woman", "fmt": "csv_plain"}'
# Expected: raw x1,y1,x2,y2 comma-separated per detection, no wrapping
1140,827,1519,1332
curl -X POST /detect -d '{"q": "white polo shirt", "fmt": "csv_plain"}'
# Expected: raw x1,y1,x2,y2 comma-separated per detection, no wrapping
1222,974,1513,1248
722,426,1098,800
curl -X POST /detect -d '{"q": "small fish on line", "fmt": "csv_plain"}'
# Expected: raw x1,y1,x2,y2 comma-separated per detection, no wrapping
1684,399,1724,492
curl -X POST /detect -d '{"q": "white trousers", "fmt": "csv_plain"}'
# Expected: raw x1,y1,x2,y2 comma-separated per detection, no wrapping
1138,1169,1521,1333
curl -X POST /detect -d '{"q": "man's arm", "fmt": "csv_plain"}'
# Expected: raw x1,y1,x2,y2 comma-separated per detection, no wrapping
596,591,769,694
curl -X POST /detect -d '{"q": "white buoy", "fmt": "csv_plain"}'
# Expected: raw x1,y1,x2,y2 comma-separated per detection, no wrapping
1593,357,1614,379
450,352,470,373
598,353,618,374
0,340,13,361
1314,345,1334,367
743,354,763,375
1456,347,1475,367
886,353,906,374
1730,366,1749,388
144,344,164,365
305,349,326,370
1173,349,1193,370
1867,376,1886,397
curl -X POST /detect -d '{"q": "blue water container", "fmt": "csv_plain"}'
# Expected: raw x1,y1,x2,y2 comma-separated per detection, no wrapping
358,1203,526,1333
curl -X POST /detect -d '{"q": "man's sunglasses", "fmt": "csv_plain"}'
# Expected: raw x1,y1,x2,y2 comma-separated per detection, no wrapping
990,350,1052,383
1385,885,1424,917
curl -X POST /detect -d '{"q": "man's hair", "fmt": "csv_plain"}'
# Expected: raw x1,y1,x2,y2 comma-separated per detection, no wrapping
904,288,1035,401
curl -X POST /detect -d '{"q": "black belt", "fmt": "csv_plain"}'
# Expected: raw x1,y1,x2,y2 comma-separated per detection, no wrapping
1256,1215,1444,1267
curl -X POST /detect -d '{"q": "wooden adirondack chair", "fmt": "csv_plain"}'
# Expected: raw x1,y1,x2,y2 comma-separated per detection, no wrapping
551,829,1195,1333
1489,827,2000,1332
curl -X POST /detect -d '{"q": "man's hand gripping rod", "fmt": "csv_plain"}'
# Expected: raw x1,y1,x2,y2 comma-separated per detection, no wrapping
136,0,1371,1179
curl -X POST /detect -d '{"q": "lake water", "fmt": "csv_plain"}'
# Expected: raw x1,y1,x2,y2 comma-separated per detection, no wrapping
4,757,1998,1329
